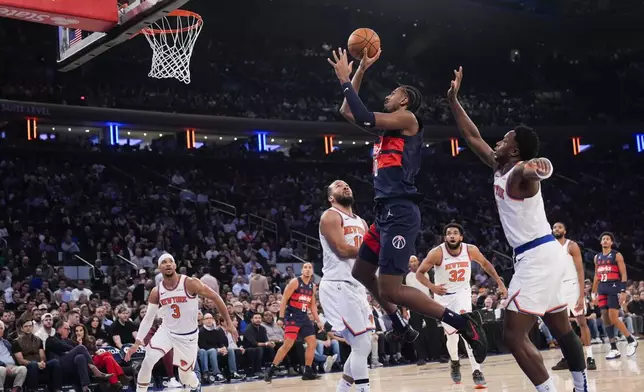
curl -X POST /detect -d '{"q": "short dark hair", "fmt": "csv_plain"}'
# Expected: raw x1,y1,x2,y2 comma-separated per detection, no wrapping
514,125,539,161
554,222,567,230
600,232,616,243
443,222,464,236
401,85,423,113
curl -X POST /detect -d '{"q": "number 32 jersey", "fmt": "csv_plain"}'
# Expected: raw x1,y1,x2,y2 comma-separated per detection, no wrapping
433,243,472,295
157,274,199,334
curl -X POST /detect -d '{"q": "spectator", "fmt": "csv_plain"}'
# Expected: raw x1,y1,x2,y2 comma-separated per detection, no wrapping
242,313,273,377
197,313,243,382
249,270,269,297
200,267,220,296
72,281,93,302
109,305,136,349
12,317,62,392
61,235,80,255
232,277,249,297
0,320,27,392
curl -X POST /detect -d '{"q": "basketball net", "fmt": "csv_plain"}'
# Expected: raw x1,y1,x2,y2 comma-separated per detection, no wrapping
142,10,203,84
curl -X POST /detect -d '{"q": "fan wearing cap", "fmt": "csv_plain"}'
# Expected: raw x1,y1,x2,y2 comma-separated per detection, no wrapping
124,253,236,392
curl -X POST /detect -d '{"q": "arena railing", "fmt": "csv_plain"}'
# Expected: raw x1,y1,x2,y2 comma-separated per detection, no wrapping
249,214,278,238
209,199,237,218
291,230,321,252
117,254,141,271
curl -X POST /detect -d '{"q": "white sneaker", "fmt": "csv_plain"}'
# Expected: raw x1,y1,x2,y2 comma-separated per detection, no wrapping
324,354,338,373
606,349,621,360
591,338,602,344
167,377,183,388
619,335,627,341
370,361,384,368
627,339,639,357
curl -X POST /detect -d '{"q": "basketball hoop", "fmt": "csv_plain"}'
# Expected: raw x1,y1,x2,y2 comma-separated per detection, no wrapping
141,10,203,84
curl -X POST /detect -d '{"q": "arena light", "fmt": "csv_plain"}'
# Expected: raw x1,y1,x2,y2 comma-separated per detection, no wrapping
26,118,37,140
636,134,644,153
572,137,581,155
324,136,334,154
450,138,460,157
185,129,196,149
255,132,267,151
108,124,120,146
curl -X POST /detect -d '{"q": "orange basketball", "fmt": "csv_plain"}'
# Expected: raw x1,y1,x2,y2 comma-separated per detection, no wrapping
347,28,380,60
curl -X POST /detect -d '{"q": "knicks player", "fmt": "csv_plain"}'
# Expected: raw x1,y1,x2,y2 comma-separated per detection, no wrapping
317,180,375,392
124,254,236,392
591,232,638,359
328,48,487,364
265,262,325,383
417,223,507,388
448,67,587,392
551,222,597,371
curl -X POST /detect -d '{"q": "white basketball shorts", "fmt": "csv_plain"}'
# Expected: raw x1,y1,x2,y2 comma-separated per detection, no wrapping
506,240,567,316
319,279,374,336
147,326,199,370
562,279,586,317
434,290,472,335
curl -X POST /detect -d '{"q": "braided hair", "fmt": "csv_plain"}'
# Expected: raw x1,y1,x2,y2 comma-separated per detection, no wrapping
400,85,423,113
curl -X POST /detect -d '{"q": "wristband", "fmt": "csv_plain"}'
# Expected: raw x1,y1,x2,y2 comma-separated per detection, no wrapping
620,282,626,292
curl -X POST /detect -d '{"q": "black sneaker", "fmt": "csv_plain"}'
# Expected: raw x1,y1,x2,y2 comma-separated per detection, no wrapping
586,357,597,370
213,374,225,383
472,369,486,387
302,372,321,381
264,366,276,384
551,358,569,371
450,360,462,384
458,312,488,364
385,324,419,343
416,359,427,366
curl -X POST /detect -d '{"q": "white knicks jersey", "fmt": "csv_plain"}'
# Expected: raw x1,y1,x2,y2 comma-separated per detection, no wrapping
434,243,472,294
157,274,199,334
493,163,552,249
320,207,366,285
561,239,577,283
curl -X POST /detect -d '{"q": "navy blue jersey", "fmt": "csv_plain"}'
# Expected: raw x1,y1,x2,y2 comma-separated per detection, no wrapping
286,277,315,322
372,116,424,201
596,250,622,294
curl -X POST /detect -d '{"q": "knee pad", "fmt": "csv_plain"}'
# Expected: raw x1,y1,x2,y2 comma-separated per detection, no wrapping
350,333,372,357
178,368,199,388
558,330,585,371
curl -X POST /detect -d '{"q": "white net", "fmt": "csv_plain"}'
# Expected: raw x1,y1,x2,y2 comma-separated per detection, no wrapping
142,11,203,84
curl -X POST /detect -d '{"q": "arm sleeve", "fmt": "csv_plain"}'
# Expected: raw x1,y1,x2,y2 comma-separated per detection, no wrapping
135,304,159,341
341,82,376,128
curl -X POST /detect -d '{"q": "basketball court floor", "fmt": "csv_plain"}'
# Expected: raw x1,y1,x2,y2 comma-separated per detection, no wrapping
199,343,641,392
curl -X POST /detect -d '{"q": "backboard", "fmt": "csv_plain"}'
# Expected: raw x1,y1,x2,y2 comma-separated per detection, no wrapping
57,0,191,72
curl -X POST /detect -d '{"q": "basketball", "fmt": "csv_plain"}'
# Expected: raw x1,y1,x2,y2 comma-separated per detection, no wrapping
347,28,380,60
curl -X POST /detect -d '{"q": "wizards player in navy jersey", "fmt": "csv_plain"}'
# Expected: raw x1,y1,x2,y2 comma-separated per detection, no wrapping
265,263,325,383
328,48,487,370
591,232,638,359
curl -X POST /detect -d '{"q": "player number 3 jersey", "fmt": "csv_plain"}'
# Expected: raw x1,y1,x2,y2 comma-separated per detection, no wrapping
433,243,472,295
157,274,199,334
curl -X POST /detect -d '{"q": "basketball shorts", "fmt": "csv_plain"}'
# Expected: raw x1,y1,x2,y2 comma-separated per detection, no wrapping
319,279,374,336
284,315,315,340
562,280,586,317
506,240,567,316
434,290,472,335
147,326,199,371
598,284,621,310
359,198,420,275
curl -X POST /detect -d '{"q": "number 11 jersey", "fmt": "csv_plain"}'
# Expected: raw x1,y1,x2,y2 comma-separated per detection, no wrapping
434,243,472,295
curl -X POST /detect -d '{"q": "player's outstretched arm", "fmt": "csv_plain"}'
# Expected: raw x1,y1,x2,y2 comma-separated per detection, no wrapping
447,67,496,168
319,210,359,259
186,278,237,339
340,48,381,123
125,288,159,361
329,48,417,132
469,245,507,297
416,248,446,295
519,157,553,182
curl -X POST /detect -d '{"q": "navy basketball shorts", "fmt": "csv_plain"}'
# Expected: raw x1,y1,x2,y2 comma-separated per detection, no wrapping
598,290,620,310
358,198,420,276
284,317,315,340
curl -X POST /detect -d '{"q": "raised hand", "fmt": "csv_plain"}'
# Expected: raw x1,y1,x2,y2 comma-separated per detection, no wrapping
447,66,463,101
327,48,354,84
358,48,382,72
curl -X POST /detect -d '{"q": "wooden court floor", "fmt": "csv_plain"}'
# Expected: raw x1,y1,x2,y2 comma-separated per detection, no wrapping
200,342,642,392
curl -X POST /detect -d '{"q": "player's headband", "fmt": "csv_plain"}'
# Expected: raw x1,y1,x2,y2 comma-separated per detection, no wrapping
157,253,175,266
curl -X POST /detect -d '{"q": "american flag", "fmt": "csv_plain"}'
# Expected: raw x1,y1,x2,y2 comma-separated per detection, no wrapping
69,29,83,46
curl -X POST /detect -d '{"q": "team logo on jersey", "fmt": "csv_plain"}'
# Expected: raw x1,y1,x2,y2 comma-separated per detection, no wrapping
180,359,188,367
392,235,406,249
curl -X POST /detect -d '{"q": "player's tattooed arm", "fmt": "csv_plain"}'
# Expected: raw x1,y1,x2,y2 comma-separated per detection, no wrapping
447,66,497,169
416,247,447,295
319,210,358,259
468,245,508,298
520,158,553,181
